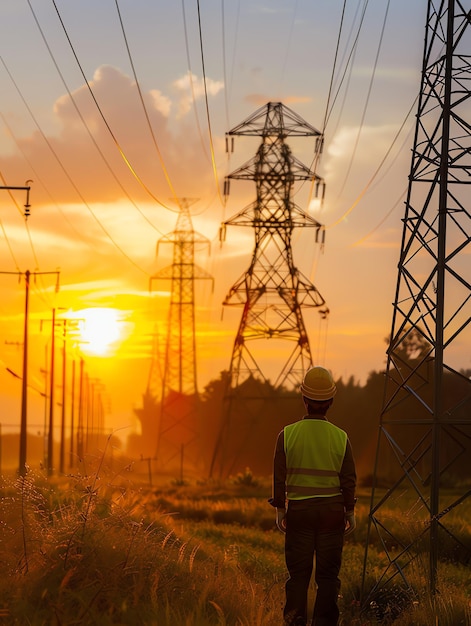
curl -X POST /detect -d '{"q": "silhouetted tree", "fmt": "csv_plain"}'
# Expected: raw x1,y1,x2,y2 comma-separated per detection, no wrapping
127,346,471,483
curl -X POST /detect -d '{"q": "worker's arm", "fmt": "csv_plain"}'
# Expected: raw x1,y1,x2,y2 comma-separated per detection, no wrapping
340,439,357,534
268,430,287,509
339,439,356,510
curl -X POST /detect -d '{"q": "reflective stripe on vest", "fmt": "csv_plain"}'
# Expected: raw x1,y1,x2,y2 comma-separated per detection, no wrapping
284,419,347,500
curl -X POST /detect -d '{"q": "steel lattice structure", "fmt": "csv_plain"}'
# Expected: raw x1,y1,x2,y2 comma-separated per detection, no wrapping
221,102,327,389
209,103,327,477
151,199,212,468
362,0,471,614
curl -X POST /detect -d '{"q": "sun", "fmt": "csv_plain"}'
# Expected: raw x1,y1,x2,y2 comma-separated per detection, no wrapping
76,308,124,356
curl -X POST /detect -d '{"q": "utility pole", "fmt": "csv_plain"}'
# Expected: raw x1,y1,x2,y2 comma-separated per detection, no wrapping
1,269,59,476
60,319,66,474
0,182,32,476
69,358,76,468
57,318,81,474
88,378,105,453
20,270,30,476
41,308,77,474
64,318,85,468
76,357,85,462
48,308,56,476
362,1,471,616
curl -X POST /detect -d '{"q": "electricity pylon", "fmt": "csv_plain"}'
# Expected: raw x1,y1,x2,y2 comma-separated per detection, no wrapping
362,1,471,616
221,102,327,389
151,199,212,470
210,102,328,476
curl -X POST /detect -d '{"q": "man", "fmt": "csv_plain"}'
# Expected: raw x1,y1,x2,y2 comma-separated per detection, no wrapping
269,366,356,626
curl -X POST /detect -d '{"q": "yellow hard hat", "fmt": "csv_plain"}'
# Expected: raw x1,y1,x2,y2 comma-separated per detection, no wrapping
300,366,337,401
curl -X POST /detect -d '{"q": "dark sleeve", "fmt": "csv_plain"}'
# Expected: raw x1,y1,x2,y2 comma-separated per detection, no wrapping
340,439,356,512
268,430,286,508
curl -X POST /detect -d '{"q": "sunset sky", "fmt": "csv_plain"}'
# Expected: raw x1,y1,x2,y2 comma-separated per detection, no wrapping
0,1,438,444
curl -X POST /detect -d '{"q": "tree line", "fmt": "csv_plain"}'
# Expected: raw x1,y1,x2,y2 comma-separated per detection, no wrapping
130,362,470,484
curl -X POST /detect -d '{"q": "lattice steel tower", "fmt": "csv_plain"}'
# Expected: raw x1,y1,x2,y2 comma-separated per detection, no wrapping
221,102,327,389
362,1,471,613
151,199,212,468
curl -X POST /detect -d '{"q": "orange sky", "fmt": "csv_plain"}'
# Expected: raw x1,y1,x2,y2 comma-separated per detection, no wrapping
1,2,455,446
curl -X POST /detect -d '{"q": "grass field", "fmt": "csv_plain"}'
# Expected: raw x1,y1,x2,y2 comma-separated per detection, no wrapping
0,459,470,625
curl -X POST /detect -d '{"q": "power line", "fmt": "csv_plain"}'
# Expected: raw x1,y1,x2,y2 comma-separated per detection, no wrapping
0,171,61,308
318,0,415,239
181,0,212,166
307,0,352,208
48,0,171,211
0,111,100,251
335,0,391,197
324,0,370,130
0,55,150,276
114,0,180,210
279,0,300,92
325,93,418,230
0,172,24,270
25,2,165,234
195,0,225,208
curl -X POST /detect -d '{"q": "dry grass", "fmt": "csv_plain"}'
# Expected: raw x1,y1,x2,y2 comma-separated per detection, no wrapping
0,459,470,625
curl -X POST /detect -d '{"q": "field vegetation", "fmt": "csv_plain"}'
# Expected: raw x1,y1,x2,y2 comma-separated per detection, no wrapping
0,459,470,625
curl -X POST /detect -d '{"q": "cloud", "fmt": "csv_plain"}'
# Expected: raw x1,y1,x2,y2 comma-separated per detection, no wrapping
245,93,272,106
1,65,226,208
172,71,224,118
283,95,313,105
149,89,172,117
322,123,410,201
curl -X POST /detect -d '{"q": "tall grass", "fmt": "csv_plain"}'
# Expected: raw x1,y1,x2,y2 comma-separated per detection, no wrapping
0,459,470,625
0,462,285,625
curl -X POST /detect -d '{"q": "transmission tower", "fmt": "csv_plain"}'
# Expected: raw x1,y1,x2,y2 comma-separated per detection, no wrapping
210,103,328,477
151,199,212,470
221,102,327,389
362,1,471,616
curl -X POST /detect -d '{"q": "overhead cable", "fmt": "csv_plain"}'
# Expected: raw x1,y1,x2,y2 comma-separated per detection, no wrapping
307,0,349,204
220,0,241,224
26,1,164,233
196,0,226,207
0,168,55,307
25,220,58,309
311,0,413,240
280,0,300,92
0,56,150,277
336,0,391,198
324,0,369,130
321,0,348,136
0,111,98,250
325,94,418,230
114,0,180,210
352,187,407,247
181,0,212,165
327,0,364,142
0,170,21,270
49,0,170,212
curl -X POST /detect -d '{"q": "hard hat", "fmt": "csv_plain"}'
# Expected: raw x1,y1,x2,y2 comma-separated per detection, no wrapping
300,366,337,401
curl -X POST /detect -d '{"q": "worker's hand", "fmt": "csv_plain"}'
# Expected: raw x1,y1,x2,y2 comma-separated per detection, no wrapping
276,508,286,533
345,511,356,535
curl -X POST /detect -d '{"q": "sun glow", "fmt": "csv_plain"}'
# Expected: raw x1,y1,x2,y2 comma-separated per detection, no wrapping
76,308,124,356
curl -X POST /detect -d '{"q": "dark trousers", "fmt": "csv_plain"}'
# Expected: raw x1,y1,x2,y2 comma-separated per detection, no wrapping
283,500,345,626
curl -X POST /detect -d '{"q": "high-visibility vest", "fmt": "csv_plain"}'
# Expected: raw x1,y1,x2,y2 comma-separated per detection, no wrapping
284,419,347,500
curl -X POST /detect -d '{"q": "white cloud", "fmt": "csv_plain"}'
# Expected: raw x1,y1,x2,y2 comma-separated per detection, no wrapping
149,89,172,117
324,124,406,185
172,71,224,118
